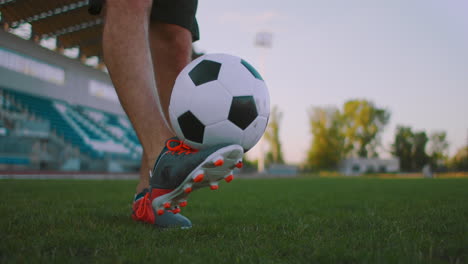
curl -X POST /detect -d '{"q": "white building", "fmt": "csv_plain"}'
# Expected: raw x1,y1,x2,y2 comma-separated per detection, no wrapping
339,158,400,176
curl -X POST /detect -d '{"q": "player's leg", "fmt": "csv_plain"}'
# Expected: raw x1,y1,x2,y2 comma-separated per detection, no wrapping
101,0,173,195
148,22,192,123
148,0,199,122
143,0,244,216
101,0,193,229
137,150,150,193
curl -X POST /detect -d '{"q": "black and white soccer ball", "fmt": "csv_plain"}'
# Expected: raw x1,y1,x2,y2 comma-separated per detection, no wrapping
169,53,270,151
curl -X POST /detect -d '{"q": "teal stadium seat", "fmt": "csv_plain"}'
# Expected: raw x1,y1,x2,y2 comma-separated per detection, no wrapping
1,88,94,159
1,87,143,161
75,109,141,160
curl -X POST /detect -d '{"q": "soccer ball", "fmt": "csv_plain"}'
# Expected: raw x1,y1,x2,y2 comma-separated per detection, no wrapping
169,53,270,151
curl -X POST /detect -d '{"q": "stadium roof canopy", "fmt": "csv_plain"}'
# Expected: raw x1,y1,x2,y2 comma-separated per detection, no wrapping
0,0,104,62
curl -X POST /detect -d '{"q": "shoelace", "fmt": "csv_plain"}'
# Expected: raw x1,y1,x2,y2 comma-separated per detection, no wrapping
133,192,155,224
166,139,198,155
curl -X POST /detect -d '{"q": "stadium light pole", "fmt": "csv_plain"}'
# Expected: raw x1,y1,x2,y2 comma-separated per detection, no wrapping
255,31,273,173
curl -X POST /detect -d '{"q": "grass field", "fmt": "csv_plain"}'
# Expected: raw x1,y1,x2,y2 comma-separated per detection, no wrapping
1,177,467,263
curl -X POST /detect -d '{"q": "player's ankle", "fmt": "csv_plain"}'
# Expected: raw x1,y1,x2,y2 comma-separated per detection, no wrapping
135,183,150,195
143,142,169,169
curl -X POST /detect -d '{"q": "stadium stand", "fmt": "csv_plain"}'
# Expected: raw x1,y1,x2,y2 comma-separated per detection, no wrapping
76,106,142,153
0,86,141,171
0,89,22,113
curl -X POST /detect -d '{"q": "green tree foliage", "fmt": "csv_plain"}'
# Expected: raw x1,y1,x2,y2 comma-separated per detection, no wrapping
391,126,430,171
264,106,284,165
240,155,259,173
392,126,414,171
412,131,429,171
428,131,449,169
341,100,390,158
448,146,468,171
307,107,344,170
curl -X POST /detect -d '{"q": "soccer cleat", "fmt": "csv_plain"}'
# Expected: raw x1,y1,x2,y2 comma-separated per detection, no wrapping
150,137,244,215
184,185,193,194
193,172,204,183
213,157,224,167
157,209,165,216
154,209,191,229
224,174,234,183
132,188,192,229
209,182,219,190
132,188,154,224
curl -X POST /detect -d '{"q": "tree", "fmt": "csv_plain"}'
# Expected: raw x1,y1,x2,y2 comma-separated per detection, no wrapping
240,155,259,173
392,126,414,171
391,126,430,172
341,100,390,158
306,107,344,170
428,131,449,170
448,146,468,171
412,131,429,171
264,105,284,165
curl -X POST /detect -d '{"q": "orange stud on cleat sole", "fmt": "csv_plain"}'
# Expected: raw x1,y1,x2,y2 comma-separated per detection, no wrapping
193,174,204,183
172,208,181,214
179,201,188,207
235,162,243,168
214,159,224,167
157,209,165,216
210,184,219,190
163,202,171,209
225,174,234,183
184,187,192,193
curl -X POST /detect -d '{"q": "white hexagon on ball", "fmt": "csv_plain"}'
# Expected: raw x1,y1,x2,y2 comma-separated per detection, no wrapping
169,73,194,117
218,61,255,97
253,80,270,118
189,81,231,126
242,116,268,151
203,120,243,146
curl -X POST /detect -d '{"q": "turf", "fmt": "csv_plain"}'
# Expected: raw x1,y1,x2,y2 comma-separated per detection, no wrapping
0,178,467,263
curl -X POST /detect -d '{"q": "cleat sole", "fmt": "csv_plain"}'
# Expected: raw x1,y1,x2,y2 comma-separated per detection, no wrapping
224,174,234,183
152,145,244,213
184,187,192,194
193,172,204,183
213,158,224,167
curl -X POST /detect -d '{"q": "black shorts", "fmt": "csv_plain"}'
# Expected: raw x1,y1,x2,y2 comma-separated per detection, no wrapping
151,0,199,42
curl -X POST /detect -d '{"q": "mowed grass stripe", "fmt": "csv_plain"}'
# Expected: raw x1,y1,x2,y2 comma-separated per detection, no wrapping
0,178,467,263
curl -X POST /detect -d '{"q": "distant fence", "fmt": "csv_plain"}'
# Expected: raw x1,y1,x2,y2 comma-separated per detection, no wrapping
303,171,468,179
367,172,468,179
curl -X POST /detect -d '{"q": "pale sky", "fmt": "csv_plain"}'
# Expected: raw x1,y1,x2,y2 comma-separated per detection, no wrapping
195,0,468,164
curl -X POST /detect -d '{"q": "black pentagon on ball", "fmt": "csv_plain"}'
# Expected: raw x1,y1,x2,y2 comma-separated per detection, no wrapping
228,96,258,130
241,59,263,81
178,111,205,143
188,60,222,86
